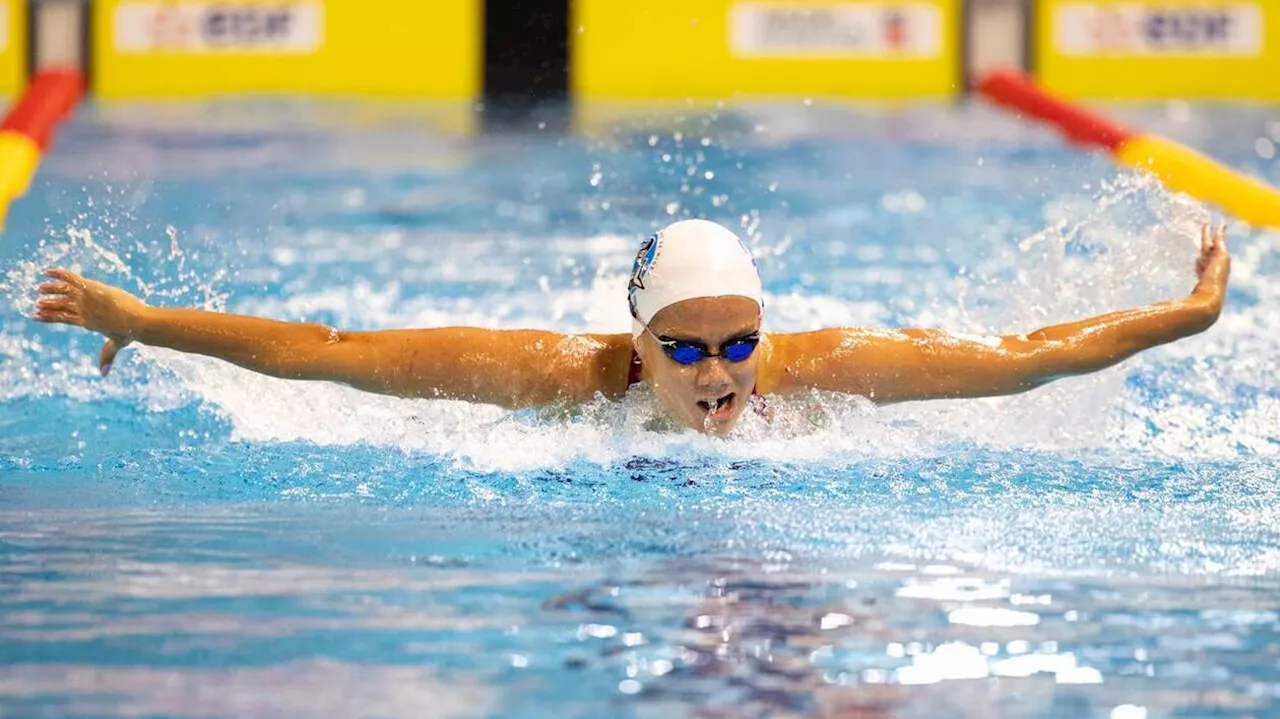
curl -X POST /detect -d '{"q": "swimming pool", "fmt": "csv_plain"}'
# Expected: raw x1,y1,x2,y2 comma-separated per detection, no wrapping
2,99,1278,718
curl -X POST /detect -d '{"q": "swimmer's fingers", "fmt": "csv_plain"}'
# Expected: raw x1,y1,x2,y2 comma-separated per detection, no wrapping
1195,221,1227,277
1192,222,1231,301
33,272,85,320
1202,221,1229,250
99,337,131,377
1196,225,1211,275
33,283,82,321
44,267,86,287
37,281,75,296
31,309,83,327
35,295,77,313
42,268,89,294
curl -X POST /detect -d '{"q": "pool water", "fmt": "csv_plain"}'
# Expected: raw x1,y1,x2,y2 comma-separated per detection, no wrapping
1,99,1278,718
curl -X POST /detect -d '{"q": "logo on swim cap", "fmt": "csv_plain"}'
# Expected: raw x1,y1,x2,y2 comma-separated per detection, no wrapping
627,231,660,319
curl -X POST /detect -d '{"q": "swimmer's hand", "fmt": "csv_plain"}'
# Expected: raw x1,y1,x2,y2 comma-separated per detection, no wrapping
1190,221,1230,316
32,267,145,376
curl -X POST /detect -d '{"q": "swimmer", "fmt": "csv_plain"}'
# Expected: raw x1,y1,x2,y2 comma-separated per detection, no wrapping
30,218,1231,436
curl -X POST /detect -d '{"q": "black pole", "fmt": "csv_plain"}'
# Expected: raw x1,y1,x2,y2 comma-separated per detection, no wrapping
24,0,36,78
481,0,570,131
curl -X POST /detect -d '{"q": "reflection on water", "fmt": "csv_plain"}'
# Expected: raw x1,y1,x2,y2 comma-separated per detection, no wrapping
0,662,498,719
3,506,1278,719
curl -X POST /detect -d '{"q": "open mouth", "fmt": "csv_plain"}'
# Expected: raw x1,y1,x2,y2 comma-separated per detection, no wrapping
697,392,736,418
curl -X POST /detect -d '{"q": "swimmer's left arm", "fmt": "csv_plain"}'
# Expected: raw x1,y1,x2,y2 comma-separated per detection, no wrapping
770,223,1231,403
30,267,633,409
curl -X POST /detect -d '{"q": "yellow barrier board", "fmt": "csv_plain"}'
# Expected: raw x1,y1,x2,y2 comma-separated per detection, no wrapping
0,0,26,97
93,0,480,99
573,0,961,100
1035,0,1280,99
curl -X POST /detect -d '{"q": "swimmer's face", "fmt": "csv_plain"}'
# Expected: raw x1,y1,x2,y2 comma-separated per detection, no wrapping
635,296,762,436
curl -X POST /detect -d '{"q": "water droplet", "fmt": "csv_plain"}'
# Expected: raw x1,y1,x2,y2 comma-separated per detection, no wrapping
1111,705,1147,719
1256,137,1276,160
665,201,680,215
618,679,642,695
704,170,715,180
819,613,853,629
648,134,659,146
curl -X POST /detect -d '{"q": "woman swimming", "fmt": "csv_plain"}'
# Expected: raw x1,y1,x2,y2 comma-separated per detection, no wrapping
31,218,1231,436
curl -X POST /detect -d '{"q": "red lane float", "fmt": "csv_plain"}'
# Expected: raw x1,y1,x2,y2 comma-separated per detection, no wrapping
976,70,1133,152
0,68,85,230
976,68,1280,230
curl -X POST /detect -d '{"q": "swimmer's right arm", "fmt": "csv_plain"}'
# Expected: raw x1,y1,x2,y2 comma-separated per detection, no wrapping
32,268,633,409
766,222,1232,403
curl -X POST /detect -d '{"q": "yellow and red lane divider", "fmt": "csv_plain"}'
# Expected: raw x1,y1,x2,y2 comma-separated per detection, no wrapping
976,68,1280,231
0,68,85,231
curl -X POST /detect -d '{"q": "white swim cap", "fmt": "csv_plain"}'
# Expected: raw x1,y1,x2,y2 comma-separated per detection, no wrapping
627,219,764,338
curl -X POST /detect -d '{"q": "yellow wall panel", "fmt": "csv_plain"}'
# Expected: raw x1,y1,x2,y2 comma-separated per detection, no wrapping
93,0,480,99
0,0,27,97
573,0,961,100
1035,0,1280,100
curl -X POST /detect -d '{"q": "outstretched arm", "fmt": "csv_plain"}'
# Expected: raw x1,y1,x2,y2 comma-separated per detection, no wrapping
769,223,1231,404
31,268,631,408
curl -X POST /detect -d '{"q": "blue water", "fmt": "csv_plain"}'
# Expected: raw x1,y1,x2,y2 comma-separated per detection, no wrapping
2,99,1279,718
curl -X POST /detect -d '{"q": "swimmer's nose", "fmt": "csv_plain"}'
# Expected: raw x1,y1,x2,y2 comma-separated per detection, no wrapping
695,357,734,391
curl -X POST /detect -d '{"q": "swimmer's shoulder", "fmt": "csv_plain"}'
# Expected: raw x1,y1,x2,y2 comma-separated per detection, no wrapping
756,327,889,395
552,332,634,401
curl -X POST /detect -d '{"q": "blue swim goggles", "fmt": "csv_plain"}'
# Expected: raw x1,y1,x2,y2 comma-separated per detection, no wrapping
641,323,761,366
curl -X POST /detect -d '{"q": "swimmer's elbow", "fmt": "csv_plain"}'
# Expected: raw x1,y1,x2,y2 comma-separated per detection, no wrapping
295,326,389,386
1014,339,1125,389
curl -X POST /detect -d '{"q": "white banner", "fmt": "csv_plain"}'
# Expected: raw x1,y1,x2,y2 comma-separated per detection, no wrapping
113,2,324,54
1053,2,1263,56
729,2,942,57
